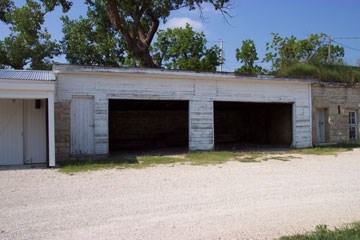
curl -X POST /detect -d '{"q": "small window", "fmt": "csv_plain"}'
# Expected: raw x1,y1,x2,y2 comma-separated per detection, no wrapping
349,111,358,140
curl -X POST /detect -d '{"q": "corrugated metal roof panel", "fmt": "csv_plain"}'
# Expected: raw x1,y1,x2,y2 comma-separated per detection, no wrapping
0,70,55,81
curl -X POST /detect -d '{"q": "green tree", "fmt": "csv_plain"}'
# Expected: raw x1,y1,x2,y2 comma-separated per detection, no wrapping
0,0,71,69
88,0,230,68
152,23,220,71
235,39,262,75
0,0,13,22
264,33,344,70
61,2,125,67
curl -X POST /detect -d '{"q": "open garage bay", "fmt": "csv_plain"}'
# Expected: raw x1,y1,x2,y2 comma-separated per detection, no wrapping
214,101,293,149
109,99,189,152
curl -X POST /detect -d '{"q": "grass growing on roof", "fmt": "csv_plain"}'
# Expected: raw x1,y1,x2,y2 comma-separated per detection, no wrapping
278,222,360,240
274,63,360,84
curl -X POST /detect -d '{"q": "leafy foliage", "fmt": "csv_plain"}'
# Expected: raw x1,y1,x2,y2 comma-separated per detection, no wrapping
235,39,262,75
0,0,13,22
262,33,359,84
264,33,344,70
61,1,125,67
152,23,220,71
0,0,71,69
91,0,230,68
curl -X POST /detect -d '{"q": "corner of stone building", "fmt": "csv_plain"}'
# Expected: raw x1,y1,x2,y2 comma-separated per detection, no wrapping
55,101,71,161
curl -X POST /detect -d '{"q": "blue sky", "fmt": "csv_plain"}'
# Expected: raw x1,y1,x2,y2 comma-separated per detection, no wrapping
2,0,360,72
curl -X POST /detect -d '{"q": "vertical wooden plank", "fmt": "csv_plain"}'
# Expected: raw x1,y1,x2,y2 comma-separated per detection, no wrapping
24,99,47,164
71,96,95,154
48,93,56,166
94,95,108,154
189,100,214,151
0,99,24,165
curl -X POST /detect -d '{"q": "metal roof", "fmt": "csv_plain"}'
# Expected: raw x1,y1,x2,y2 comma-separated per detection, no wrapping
0,70,55,81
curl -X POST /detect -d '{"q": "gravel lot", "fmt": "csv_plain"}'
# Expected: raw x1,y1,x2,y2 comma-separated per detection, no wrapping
1,149,360,240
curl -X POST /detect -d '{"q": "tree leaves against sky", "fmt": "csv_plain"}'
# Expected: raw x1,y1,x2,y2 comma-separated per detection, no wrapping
152,23,220,71
0,0,71,69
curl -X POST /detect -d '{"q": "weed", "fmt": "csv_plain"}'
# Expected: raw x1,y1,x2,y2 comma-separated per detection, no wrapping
279,222,360,240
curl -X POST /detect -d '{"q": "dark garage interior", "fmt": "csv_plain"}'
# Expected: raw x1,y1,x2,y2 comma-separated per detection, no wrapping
109,99,189,152
214,101,293,149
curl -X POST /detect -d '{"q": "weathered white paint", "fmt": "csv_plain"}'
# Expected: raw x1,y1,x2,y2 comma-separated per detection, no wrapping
189,100,214,150
0,99,24,165
71,96,95,155
48,92,55,167
24,100,47,164
0,99,48,165
0,78,56,166
54,65,313,153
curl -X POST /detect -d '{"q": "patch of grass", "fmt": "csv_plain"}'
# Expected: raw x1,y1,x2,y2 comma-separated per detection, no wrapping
293,147,345,155
59,143,359,173
293,142,360,155
59,155,187,173
279,222,360,240
186,151,239,165
59,151,266,173
262,156,293,161
59,157,137,173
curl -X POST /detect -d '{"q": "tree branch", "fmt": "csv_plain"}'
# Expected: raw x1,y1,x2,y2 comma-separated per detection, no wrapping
105,0,131,41
144,10,159,45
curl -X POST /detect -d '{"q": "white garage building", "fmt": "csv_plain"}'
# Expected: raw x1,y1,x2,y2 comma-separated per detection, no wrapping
0,65,314,165
53,64,313,160
0,70,56,166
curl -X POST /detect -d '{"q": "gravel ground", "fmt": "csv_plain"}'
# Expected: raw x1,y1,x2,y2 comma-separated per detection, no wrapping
1,150,360,240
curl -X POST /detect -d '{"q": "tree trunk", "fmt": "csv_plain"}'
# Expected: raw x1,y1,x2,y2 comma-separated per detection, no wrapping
127,38,159,68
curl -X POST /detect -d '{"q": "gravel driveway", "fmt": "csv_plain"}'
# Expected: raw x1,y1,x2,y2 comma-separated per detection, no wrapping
1,149,360,240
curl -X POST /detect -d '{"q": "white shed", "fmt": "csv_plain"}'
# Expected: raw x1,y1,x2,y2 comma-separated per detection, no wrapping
54,64,313,159
0,70,56,166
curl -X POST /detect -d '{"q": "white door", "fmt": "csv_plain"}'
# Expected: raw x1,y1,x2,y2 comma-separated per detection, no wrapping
0,99,24,165
316,109,326,143
71,96,95,154
24,100,47,163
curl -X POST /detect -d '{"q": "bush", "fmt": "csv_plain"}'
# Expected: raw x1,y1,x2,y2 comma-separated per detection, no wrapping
276,63,318,78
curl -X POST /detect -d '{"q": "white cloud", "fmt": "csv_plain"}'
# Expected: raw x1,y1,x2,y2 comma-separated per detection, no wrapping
163,17,204,31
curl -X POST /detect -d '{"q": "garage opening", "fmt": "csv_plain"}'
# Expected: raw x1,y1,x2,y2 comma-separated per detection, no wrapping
109,99,189,152
214,101,293,149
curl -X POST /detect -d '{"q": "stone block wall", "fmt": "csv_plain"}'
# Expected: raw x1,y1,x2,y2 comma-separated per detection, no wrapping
312,84,360,144
55,101,71,160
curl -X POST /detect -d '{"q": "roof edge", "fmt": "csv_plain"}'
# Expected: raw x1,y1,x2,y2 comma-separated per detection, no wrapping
53,64,317,84
0,69,55,81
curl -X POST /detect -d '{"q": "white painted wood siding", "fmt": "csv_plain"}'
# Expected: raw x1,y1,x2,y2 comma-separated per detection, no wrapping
71,96,95,154
189,100,214,150
0,79,56,166
24,100,47,163
56,72,312,153
0,99,24,165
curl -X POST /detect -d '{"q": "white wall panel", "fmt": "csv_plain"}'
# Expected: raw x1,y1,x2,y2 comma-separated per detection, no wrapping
71,96,95,154
24,100,47,163
0,99,23,165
